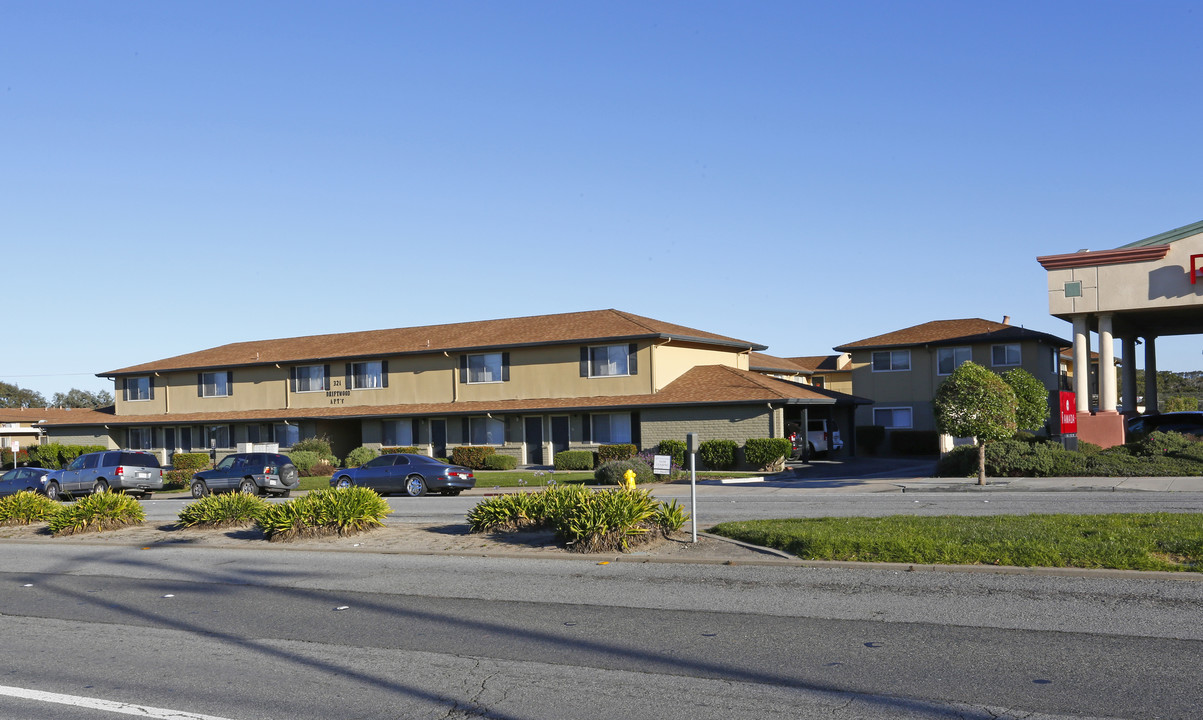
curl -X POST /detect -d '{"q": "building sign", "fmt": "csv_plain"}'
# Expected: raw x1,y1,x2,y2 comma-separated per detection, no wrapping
1058,391,1077,434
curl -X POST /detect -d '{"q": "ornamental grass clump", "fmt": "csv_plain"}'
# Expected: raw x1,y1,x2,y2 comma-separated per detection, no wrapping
177,492,270,529
256,486,391,542
47,491,145,536
0,491,62,526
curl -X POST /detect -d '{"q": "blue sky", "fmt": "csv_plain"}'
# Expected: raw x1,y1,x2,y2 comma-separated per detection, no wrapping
4,1,1203,399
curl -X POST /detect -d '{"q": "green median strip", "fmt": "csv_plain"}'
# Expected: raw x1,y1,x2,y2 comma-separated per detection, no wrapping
708,513,1203,572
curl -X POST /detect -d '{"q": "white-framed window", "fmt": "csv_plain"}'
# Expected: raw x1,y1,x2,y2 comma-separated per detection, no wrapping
199,372,232,398
293,365,328,393
585,345,633,377
466,353,504,383
591,413,632,444
871,350,910,372
873,407,913,429
992,344,1021,367
469,416,505,445
383,420,414,447
127,427,153,450
126,376,152,402
937,347,972,375
349,361,384,389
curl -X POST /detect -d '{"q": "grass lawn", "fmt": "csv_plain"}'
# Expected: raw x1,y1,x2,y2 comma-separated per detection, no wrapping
709,513,1203,572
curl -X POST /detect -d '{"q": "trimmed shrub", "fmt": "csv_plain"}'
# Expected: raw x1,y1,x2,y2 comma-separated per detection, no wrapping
47,491,145,535
743,438,791,471
290,451,322,475
451,446,496,470
889,430,940,456
554,450,594,471
178,492,269,528
0,491,62,525
1,448,30,468
27,443,65,469
344,446,379,468
171,453,211,471
291,436,338,465
257,486,392,541
309,460,337,477
657,439,686,468
163,469,192,490
483,454,518,470
856,426,886,455
382,446,422,454
594,458,654,485
597,444,637,462
698,439,738,470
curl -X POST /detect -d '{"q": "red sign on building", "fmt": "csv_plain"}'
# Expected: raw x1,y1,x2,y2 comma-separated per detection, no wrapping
1058,391,1077,434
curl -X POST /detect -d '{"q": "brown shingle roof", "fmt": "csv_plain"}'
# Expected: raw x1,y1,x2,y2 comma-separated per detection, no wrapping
748,352,810,374
834,319,1070,351
44,365,832,427
103,309,767,376
786,355,846,373
0,407,114,424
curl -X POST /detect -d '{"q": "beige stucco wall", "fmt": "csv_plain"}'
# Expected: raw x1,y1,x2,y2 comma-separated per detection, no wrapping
651,343,747,391
1047,233,1203,316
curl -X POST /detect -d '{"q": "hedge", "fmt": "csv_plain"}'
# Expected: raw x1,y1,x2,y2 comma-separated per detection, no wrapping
382,446,422,455
856,425,887,455
451,446,496,470
483,454,519,470
889,430,940,456
594,458,654,485
597,444,637,462
26,443,108,470
555,450,595,471
743,438,791,470
657,439,686,468
698,439,738,470
344,446,379,468
171,453,211,471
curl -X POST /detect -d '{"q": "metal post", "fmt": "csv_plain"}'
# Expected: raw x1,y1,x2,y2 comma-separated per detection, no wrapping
687,432,699,543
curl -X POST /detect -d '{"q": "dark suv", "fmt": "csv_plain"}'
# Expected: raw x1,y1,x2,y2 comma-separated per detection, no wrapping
190,453,299,498
43,450,163,500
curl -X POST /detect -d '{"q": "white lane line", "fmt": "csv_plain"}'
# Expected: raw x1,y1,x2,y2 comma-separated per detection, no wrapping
0,684,237,719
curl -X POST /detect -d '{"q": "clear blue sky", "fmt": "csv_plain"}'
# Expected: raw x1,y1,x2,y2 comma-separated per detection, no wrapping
4,1,1202,399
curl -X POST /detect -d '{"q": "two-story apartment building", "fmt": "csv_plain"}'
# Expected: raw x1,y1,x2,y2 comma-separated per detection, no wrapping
834,318,1070,435
38,309,840,464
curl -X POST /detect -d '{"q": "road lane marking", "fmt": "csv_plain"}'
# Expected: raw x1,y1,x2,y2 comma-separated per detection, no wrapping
0,685,236,719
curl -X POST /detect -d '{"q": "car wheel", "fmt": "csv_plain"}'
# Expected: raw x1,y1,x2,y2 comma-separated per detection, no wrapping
238,479,259,495
93,479,109,495
191,480,210,498
334,477,353,489
45,482,60,501
405,475,428,497
142,493,153,500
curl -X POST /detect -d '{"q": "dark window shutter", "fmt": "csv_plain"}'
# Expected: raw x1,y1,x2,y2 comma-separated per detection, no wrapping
149,376,155,400
324,365,331,391
460,355,468,383
228,424,234,447
345,363,352,390
582,414,592,443
227,371,234,396
580,348,590,377
411,419,420,444
461,418,469,444
290,367,296,393
502,352,510,382
122,378,129,402
631,411,641,448
381,360,389,388
628,344,638,375
197,374,203,397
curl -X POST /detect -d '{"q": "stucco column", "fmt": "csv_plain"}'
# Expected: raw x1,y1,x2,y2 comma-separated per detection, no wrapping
1120,335,1138,413
1072,314,1091,413
1097,314,1117,413
1144,336,1159,413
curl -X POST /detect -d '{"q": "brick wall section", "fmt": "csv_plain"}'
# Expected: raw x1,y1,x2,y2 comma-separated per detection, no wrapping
639,404,779,451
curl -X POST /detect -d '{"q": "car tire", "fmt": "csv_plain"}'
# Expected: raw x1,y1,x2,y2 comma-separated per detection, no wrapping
45,482,60,501
280,463,299,489
93,479,109,495
191,480,210,498
405,475,428,497
276,490,291,498
238,479,259,495
142,493,152,500
334,477,353,489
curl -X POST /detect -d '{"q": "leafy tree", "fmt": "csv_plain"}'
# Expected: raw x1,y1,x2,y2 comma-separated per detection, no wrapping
933,362,1017,485
51,388,114,408
0,382,47,409
1001,368,1049,431
1163,395,1200,412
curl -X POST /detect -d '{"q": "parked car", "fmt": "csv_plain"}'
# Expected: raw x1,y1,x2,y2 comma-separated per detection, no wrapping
788,419,844,460
43,450,163,500
189,452,299,498
330,453,475,497
0,467,52,497
1126,411,1203,437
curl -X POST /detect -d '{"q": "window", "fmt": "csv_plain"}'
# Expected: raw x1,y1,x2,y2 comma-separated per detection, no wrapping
463,353,507,384
199,372,233,398
871,350,910,372
270,423,299,448
125,376,152,402
590,413,632,444
937,347,972,375
206,425,231,449
383,420,414,447
128,427,153,450
811,376,825,389
292,365,329,393
873,407,913,429
992,344,1021,367
347,361,386,389
582,344,637,378
469,417,505,445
